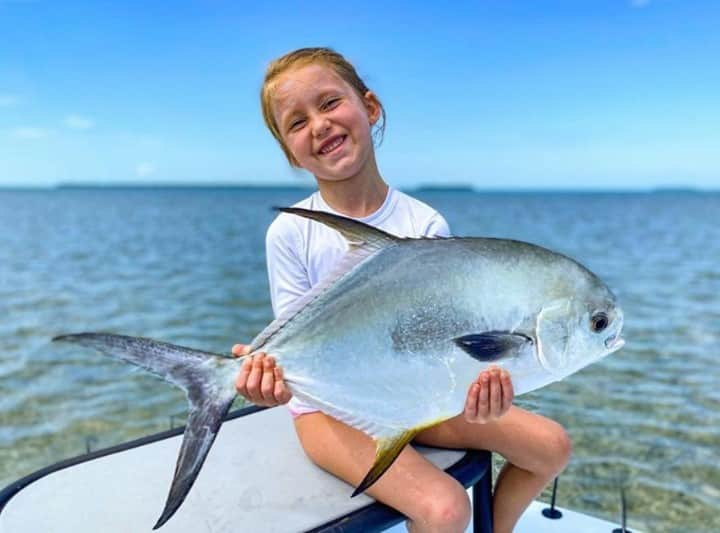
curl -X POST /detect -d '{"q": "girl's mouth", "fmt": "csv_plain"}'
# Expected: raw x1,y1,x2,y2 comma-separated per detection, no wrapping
318,135,346,155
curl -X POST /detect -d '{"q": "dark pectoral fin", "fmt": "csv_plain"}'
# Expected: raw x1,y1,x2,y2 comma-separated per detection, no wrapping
351,429,419,497
454,331,533,362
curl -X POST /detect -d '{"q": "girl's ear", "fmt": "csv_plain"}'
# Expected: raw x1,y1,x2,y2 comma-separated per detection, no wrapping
363,91,382,126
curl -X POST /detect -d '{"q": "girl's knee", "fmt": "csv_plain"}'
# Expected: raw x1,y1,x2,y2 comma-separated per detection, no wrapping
412,482,471,532
540,422,572,477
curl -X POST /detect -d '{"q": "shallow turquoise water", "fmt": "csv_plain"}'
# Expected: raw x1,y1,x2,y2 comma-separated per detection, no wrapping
1,188,718,532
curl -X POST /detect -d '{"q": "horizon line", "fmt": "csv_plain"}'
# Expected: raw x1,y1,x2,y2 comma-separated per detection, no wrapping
0,182,715,194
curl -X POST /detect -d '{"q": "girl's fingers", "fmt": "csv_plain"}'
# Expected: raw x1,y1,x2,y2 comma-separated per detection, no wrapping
245,353,266,404
501,370,514,413
477,372,490,421
489,368,502,418
260,357,277,403
274,367,292,404
235,355,253,396
236,352,290,406
464,383,479,421
231,344,250,358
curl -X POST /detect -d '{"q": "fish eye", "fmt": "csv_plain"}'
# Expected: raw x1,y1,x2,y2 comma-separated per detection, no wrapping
590,312,609,333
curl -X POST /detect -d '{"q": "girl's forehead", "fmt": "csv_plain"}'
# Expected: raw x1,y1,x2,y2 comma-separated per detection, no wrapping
271,64,351,106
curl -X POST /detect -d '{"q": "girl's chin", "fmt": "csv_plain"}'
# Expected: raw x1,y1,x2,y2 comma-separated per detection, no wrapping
312,161,364,182
308,148,375,183
314,172,359,184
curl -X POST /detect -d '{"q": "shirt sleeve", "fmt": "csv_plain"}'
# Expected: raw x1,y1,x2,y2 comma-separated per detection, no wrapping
423,212,452,238
265,218,310,318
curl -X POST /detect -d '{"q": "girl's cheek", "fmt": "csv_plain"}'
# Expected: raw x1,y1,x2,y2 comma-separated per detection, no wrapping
286,139,305,161
290,137,305,155
283,133,299,151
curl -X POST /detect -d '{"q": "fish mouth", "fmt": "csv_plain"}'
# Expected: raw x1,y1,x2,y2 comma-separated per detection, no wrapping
604,307,625,353
604,334,625,352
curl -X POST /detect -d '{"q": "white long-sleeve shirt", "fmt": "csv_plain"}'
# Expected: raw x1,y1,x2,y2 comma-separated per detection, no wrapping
264,187,451,415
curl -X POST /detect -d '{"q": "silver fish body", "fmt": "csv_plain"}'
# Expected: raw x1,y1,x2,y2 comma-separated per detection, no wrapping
258,234,623,439
54,208,624,528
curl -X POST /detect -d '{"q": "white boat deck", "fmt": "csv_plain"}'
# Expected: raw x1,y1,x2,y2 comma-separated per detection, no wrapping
0,407,635,532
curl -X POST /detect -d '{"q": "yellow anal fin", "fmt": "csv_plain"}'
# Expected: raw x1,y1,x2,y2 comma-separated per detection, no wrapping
351,429,419,497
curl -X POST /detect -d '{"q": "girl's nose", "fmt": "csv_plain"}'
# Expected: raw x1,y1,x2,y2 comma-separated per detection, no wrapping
312,116,331,137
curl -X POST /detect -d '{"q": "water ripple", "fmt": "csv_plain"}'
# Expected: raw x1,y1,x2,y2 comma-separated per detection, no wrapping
1,189,719,532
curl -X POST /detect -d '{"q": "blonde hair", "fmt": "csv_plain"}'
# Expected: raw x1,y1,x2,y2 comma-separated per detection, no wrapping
260,47,386,167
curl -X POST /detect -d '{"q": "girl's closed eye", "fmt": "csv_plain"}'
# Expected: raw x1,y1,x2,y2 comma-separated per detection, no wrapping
287,117,306,132
321,97,341,111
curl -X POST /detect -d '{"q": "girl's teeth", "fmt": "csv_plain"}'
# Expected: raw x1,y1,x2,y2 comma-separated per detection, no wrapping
322,137,343,154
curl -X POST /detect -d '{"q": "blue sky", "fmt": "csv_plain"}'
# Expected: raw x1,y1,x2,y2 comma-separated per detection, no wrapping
1,0,718,190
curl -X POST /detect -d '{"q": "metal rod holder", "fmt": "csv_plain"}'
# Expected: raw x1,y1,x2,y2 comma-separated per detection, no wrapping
611,486,632,533
541,477,563,519
84,435,98,454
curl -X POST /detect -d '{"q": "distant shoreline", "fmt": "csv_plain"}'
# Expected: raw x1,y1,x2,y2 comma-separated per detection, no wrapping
55,183,315,191
0,184,715,194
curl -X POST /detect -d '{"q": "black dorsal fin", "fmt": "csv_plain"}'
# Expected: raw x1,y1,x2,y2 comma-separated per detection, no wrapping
276,207,400,249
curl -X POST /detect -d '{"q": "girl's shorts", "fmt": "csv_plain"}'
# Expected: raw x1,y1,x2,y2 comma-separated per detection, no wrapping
288,397,319,418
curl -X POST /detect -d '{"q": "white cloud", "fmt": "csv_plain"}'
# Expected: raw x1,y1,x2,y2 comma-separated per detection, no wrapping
136,162,156,177
0,93,19,107
10,127,51,139
630,0,651,7
64,114,94,130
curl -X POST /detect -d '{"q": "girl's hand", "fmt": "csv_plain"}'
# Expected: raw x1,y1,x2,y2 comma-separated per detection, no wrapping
232,344,292,407
464,367,514,424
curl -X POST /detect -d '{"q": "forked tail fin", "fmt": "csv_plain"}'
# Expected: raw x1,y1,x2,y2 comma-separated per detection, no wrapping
53,332,239,529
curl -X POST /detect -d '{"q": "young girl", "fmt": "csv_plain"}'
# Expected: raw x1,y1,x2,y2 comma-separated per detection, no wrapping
232,47,571,533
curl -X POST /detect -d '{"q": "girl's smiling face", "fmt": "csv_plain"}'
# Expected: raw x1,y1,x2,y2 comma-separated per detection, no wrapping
270,64,382,184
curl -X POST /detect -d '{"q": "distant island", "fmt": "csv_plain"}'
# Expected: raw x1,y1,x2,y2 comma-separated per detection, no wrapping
650,186,701,194
413,184,476,193
53,183,314,191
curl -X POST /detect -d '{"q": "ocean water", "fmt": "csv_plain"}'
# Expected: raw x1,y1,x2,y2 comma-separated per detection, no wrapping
1,187,718,532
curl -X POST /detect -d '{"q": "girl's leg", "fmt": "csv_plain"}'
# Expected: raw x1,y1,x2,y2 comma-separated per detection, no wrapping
415,406,572,533
294,412,471,533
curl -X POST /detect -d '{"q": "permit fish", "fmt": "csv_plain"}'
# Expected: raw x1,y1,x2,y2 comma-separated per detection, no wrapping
54,207,625,529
